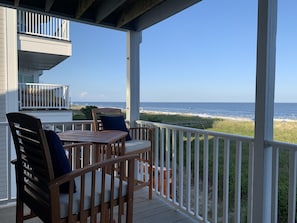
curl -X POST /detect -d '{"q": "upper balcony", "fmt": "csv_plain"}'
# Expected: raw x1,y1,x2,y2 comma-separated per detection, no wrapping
17,10,71,70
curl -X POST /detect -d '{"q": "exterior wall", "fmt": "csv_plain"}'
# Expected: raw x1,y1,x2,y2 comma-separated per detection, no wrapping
0,8,5,122
18,67,42,83
0,6,6,201
0,7,18,200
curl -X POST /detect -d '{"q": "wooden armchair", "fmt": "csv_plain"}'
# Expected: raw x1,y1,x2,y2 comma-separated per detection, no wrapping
92,108,153,200
7,112,136,223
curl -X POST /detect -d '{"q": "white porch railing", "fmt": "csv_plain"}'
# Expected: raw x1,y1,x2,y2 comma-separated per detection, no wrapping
18,83,70,110
1,119,296,222
136,120,297,223
17,9,70,40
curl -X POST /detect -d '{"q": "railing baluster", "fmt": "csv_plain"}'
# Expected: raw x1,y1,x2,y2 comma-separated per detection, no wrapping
271,146,279,223
288,149,297,223
247,141,254,223
153,127,159,194
202,134,209,221
172,129,177,204
234,141,242,223
194,132,200,217
186,131,191,211
165,128,171,199
212,137,219,223
160,128,165,196
178,130,184,208
223,139,230,223
24,84,28,108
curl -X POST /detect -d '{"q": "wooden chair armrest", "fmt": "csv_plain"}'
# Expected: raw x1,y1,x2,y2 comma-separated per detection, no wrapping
49,154,138,188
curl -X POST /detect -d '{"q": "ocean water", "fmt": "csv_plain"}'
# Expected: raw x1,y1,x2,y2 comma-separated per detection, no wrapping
72,102,297,120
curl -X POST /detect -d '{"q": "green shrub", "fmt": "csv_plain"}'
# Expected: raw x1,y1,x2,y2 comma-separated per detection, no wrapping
80,105,97,120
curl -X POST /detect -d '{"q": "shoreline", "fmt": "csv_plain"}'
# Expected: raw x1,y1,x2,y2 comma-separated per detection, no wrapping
70,104,297,123
140,109,297,123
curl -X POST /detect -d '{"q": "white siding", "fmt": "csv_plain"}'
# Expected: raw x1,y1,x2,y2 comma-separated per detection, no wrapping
0,7,18,201
0,8,6,121
0,7,7,201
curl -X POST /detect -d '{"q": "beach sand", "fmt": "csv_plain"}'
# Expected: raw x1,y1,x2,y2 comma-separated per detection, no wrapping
71,104,297,123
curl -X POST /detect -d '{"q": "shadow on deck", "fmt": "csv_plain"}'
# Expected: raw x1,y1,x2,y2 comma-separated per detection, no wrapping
0,189,195,223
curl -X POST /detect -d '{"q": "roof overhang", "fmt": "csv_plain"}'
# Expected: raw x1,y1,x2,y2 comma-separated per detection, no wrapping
0,0,201,31
18,33,72,70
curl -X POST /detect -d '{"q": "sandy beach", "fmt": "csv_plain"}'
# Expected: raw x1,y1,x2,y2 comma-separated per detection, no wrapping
71,104,297,123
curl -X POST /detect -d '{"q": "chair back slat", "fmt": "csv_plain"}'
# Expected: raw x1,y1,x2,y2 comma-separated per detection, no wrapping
92,107,122,131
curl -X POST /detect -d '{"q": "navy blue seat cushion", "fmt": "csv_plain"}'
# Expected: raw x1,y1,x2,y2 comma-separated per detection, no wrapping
100,115,132,141
44,130,76,193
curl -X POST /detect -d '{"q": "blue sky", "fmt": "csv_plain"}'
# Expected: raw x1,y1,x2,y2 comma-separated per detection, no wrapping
41,0,297,103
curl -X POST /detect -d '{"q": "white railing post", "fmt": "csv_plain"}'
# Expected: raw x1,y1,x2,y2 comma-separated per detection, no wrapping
288,150,297,223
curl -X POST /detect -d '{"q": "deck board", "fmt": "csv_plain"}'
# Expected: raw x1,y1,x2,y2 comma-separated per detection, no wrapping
0,190,196,223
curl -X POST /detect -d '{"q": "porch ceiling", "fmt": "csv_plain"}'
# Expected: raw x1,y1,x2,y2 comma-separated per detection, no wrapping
0,0,201,31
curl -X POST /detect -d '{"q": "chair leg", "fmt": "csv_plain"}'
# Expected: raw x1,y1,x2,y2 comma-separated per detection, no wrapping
148,163,153,200
149,150,153,200
16,199,24,223
126,198,134,223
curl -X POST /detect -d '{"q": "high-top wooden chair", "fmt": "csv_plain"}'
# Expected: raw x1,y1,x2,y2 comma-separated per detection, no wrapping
92,108,153,200
7,112,136,223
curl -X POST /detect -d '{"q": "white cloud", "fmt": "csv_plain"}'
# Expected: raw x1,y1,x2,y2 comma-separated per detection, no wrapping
79,91,88,99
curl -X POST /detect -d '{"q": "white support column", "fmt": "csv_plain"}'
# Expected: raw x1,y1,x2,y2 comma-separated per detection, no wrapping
252,0,277,222
126,31,142,127
0,7,18,200
0,7,18,121
5,8,18,114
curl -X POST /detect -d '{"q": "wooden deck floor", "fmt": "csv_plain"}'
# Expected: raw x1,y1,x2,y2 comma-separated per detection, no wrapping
0,190,196,223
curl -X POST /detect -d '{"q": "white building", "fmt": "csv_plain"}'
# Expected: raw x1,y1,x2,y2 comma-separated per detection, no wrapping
0,7,72,200
0,7,72,123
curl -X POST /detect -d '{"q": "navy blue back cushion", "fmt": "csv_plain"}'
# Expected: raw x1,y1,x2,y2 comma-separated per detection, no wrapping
100,115,132,141
44,130,76,193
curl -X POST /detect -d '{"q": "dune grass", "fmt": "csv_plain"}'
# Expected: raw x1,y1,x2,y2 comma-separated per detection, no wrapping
211,118,297,144
72,104,297,143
